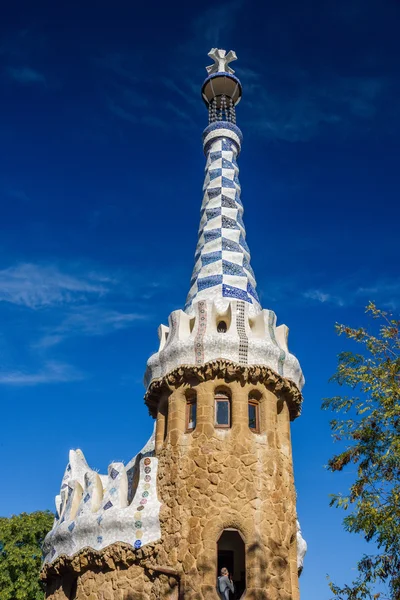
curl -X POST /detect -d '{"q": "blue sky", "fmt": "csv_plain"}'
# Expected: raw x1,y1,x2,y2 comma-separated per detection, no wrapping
1,0,399,598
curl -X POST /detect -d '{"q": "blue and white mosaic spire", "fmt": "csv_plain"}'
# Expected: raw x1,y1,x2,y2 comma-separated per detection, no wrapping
185,49,261,316
145,50,305,393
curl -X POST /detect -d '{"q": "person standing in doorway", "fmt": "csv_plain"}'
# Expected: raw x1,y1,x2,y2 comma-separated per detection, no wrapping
218,567,235,599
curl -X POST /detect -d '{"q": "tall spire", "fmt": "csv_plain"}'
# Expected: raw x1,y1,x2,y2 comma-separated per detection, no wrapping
185,49,261,316
144,50,304,394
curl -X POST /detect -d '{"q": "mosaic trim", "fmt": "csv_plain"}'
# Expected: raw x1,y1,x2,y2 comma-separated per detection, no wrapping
236,301,248,364
194,300,207,364
42,428,161,566
132,457,153,550
268,311,286,377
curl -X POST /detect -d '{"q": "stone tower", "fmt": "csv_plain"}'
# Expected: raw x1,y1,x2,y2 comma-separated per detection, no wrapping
42,49,306,600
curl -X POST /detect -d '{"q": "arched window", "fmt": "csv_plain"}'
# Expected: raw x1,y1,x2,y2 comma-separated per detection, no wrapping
215,390,231,428
248,392,260,433
185,390,197,432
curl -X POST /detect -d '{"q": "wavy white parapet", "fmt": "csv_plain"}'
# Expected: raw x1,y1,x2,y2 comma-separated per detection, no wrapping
145,298,304,391
297,519,307,574
42,426,161,564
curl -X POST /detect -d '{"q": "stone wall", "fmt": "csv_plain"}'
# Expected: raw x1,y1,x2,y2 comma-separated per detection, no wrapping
43,365,301,600
43,544,180,600
153,373,299,600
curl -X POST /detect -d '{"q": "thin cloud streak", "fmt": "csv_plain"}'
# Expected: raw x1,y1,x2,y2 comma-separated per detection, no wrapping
34,305,147,348
243,72,387,142
7,66,46,85
0,263,111,309
0,361,83,385
303,278,400,309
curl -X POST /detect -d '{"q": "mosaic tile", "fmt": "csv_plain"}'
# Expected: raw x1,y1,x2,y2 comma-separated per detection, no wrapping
201,251,222,266
237,301,249,364
207,187,221,199
222,158,234,169
222,284,250,302
222,260,245,277
239,233,250,254
221,215,239,229
197,274,223,291
103,501,113,511
221,238,242,253
221,176,236,189
209,168,222,181
247,282,260,302
206,207,222,220
68,522,75,532
110,468,119,480
209,151,222,162
204,228,222,243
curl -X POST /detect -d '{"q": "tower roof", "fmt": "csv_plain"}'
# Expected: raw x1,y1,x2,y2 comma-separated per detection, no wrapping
185,49,261,316
144,49,304,395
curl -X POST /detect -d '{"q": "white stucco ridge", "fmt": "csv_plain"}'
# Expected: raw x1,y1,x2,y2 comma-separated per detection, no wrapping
42,425,161,564
145,298,305,392
296,520,307,573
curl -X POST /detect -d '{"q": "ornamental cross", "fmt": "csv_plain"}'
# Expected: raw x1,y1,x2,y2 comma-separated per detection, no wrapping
206,48,237,75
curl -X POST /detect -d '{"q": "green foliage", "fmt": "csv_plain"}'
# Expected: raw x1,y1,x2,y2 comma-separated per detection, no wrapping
323,303,400,600
0,511,54,600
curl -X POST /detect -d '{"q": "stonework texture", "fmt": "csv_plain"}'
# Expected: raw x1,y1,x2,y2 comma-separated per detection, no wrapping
43,365,301,600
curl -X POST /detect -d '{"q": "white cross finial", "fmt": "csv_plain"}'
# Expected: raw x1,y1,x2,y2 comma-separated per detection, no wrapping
206,48,237,75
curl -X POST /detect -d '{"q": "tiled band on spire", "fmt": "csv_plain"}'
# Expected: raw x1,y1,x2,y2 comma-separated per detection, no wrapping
185,122,261,314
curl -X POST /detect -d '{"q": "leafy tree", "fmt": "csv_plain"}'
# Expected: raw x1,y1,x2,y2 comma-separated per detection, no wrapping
323,302,400,600
0,511,54,600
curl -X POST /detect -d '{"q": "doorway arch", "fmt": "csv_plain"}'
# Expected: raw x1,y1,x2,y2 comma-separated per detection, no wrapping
217,529,246,598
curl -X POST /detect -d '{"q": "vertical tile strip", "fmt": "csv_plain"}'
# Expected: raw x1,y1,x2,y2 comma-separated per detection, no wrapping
236,301,248,364
194,301,207,364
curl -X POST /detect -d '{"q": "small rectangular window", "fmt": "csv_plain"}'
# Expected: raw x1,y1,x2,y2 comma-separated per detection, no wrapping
248,400,259,433
215,393,231,428
186,399,197,432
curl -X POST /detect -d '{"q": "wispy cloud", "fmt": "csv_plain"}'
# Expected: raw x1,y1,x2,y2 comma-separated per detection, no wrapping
34,305,147,348
303,278,400,309
242,72,387,142
191,0,244,47
0,361,83,385
303,289,344,306
98,1,245,133
0,263,110,309
108,99,169,130
7,66,46,85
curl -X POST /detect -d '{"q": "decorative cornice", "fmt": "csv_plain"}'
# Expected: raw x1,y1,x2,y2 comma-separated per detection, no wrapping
144,359,303,420
41,540,158,579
